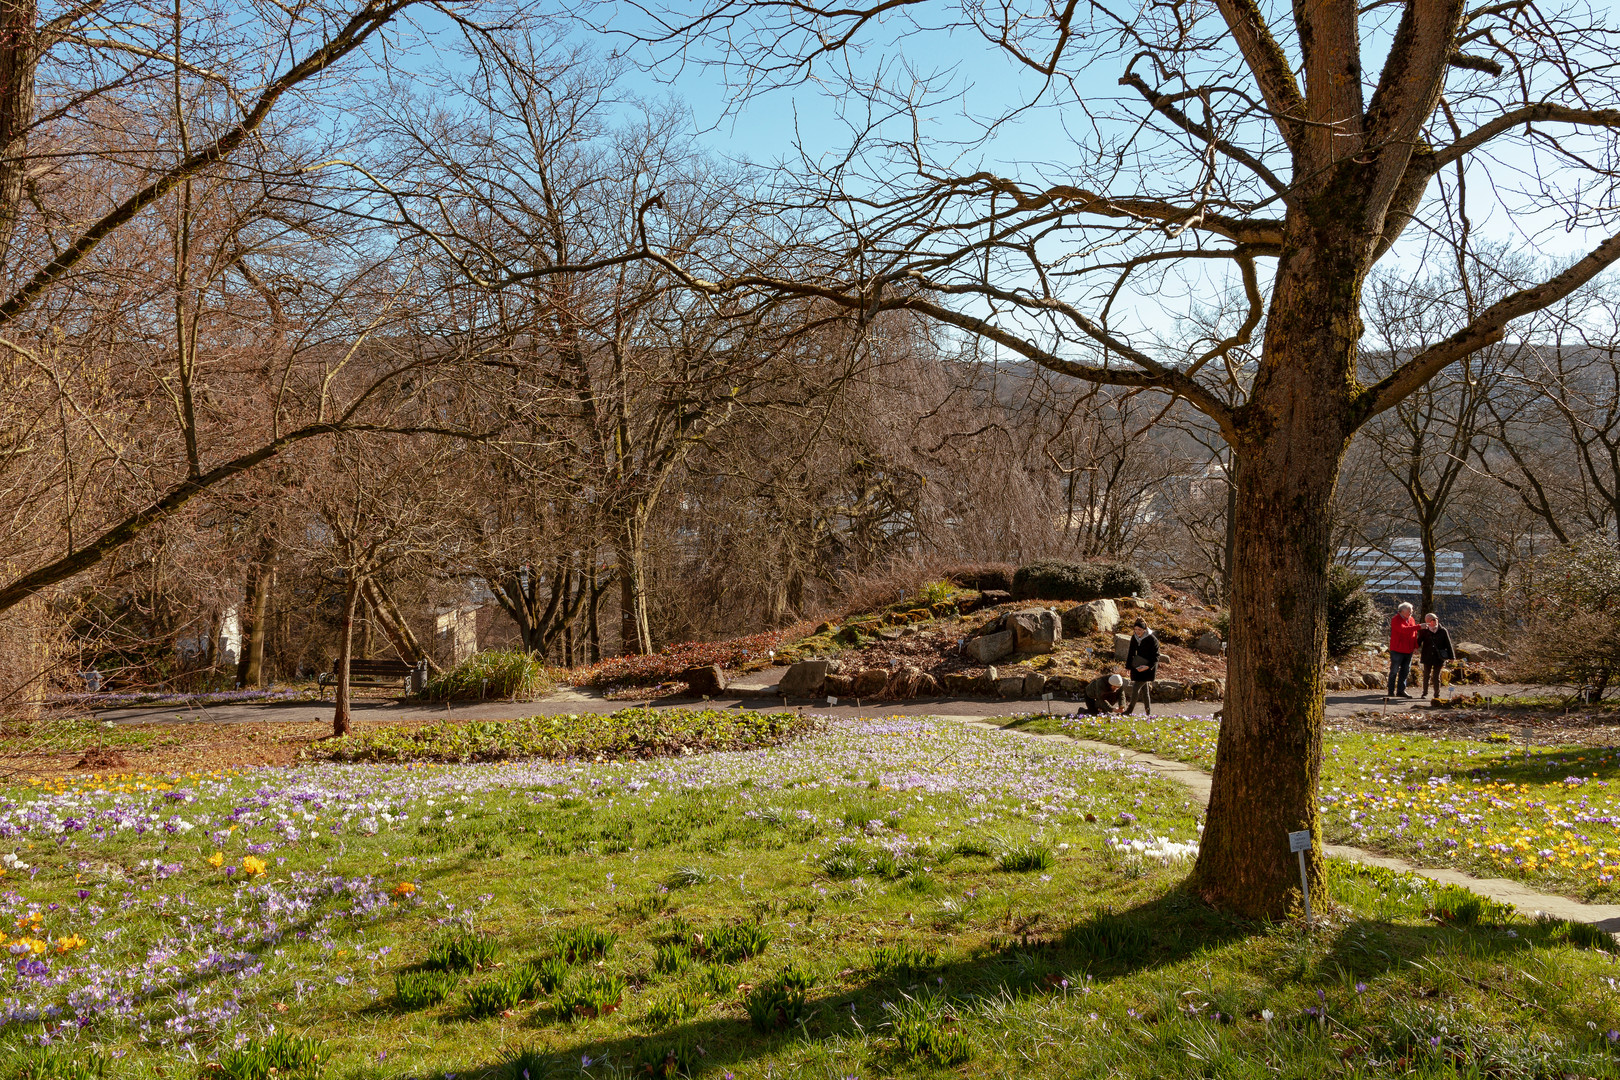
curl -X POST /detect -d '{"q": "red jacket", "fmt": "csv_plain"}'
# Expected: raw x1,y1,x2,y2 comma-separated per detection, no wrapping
1388,614,1420,654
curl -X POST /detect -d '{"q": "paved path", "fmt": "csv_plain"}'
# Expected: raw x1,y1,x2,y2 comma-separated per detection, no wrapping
88,677,1544,727
939,714,1620,936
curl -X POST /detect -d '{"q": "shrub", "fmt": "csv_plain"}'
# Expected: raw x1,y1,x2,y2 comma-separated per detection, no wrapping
706,920,771,962
555,926,617,963
998,842,1056,872
394,969,458,1008
1327,565,1379,657
215,1034,331,1080
1515,536,1620,692
942,563,1015,591
424,928,499,973
1011,560,1149,602
421,649,555,701
558,972,627,1018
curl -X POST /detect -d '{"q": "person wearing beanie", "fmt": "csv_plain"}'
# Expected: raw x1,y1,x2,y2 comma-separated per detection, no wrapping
1124,618,1159,715
1083,671,1126,714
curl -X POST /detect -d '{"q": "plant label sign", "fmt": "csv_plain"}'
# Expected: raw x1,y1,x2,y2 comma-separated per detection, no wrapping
1288,830,1312,853
827,696,838,706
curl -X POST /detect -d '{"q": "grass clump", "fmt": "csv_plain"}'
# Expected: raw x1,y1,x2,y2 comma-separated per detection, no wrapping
1426,883,1511,925
705,919,770,962
9,1050,106,1080
869,941,941,976
310,706,818,764
424,928,499,973
394,969,458,1009
892,1013,972,1066
633,1037,703,1079
998,841,1056,872
215,1033,331,1080
558,972,627,1019
421,649,556,702
697,963,739,996
745,972,811,1031
555,925,616,963
653,940,694,974
644,986,704,1027
464,964,540,1017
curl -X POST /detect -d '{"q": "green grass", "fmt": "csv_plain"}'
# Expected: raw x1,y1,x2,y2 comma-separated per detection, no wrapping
419,648,557,701
307,705,819,763
1016,712,1620,903
2,717,1617,1078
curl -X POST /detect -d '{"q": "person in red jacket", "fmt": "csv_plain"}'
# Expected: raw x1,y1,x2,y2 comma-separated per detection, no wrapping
1387,602,1420,698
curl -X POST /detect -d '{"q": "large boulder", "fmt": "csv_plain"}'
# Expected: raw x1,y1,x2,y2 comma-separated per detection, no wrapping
996,675,1027,699
1359,671,1384,690
942,672,979,694
979,589,1013,607
1193,630,1223,655
1152,680,1186,703
890,666,939,699
680,665,727,697
1114,633,1133,661
824,673,855,696
1455,641,1507,663
1063,599,1120,636
778,659,830,697
966,630,1015,664
1188,677,1225,700
1022,672,1048,698
1050,674,1087,694
851,668,889,697
1009,609,1062,653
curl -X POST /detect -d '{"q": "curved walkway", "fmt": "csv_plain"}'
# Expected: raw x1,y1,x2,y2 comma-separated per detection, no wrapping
938,714,1620,937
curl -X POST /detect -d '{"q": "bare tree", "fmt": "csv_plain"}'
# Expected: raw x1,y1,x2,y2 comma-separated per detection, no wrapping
617,0,1620,913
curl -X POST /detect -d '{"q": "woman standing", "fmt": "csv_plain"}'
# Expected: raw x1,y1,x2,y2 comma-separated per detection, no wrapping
1387,602,1420,698
1416,612,1455,699
1124,619,1159,715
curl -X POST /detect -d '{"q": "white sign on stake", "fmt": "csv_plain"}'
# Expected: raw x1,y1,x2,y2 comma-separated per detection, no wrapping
1288,830,1314,929
827,696,838,706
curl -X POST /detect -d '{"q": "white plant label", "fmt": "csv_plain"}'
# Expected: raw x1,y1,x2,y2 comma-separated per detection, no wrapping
1288,830,1312,853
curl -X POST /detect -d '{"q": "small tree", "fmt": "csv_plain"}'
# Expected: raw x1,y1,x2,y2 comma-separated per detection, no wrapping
1514,537,1620,697
1326,566,1379,659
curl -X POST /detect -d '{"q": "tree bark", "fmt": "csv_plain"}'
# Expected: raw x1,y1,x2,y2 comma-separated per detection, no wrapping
0,0,36,270
1192,220,1358,916
362,577,438,671
332,573,361,738
616,513,653,655
236,552,274,688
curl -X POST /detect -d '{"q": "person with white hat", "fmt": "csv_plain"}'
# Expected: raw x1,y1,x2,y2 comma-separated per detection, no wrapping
1083,672,1126,714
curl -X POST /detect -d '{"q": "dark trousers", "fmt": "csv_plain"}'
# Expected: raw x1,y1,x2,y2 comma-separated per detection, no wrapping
1421,663,1444,697
1084,696,1114,714
1124,680,1152,714
1387,651,1412,696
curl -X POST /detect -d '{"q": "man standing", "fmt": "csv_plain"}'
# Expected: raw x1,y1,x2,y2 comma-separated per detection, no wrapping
1124,619,1159,715
1387,602,1420,699
1416,612,1455,700
1083,672,1125,714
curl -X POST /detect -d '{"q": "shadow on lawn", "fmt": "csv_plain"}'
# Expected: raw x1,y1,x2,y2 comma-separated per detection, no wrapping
1452,744,1620,784
412,887,1570,1080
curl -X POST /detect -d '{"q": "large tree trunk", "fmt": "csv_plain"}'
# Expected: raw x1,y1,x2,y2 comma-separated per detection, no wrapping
1192,230,1358,917
363,578,438,671
332,573,361,738
0,0,36,270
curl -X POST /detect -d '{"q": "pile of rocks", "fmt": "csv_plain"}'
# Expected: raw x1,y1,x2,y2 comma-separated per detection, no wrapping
776,657,942,700
775,656,1225,703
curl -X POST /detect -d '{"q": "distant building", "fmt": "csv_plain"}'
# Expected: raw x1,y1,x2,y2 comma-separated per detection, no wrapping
1337,538,1465,597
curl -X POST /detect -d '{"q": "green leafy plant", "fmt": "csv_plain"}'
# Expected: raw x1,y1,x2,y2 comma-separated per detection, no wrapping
424,928,499,973
654,940,694,974
1065,908,1151,964
1534,913,1613,950
997,842,1056,872
697,963,739,996
394,969,458,1009
893,1015,972,1065
214,1033,331,1080
533,954,571,992
11,1050,106,1080
465,964,540,1016
421,649,556,701
634,1037,703,1079
499,1046,548,1080
555,925,617,963
706,920,770,962
558,972,628,1018
644,986,704,1027
665,865,712,889
1426,884,1506,926
745,976,810,1031
869,942,941,976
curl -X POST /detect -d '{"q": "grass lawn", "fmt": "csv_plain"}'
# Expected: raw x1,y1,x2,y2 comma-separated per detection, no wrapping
0,711,1616,1079
1020,714,1620,904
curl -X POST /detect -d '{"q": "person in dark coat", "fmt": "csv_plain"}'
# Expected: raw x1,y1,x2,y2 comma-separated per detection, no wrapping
1124,619,1159,715
1083,672,1125,714
1416,612,1455,699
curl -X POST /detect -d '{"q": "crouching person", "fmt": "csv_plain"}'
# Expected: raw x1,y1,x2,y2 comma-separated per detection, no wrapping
1084,672,1125,714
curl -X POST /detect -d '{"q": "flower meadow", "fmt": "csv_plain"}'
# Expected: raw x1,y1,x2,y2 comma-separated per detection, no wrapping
1,714,1617,1079
1058,713,1620,902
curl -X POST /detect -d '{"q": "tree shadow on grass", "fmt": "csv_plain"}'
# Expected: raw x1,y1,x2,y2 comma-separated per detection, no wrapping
401,880,1617,1080
1449,743,1620,784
